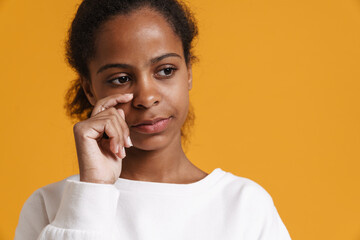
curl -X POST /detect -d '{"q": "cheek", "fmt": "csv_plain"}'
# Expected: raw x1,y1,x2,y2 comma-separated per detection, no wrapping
91,81,108,100
165,80,190,121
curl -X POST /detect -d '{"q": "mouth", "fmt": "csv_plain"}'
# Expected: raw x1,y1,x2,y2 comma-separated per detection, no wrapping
131,117,172,134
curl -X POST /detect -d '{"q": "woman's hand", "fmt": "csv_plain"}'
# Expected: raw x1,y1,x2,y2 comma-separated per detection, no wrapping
73,93,133,184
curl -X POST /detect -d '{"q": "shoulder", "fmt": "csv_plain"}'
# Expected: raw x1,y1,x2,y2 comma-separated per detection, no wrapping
214,169,278,221
215,168,274,205
214,169,291,239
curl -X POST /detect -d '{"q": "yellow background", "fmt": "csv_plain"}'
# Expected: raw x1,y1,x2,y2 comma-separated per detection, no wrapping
1,0,359,239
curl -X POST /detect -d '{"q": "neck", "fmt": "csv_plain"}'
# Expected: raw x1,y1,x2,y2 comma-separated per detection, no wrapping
120,135,207,183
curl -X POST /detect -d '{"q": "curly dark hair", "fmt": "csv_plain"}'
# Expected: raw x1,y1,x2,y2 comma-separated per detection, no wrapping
64,0,198,142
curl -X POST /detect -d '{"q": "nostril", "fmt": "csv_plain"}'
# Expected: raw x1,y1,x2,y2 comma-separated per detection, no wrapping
135,103,146,109
132,90,161,109
135,100,159,109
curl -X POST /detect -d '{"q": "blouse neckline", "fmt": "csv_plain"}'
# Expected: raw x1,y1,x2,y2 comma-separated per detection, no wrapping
114,168,226,195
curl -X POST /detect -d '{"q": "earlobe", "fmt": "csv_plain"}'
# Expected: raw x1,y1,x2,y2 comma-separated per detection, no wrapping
187,64,193,90
80,76,96,106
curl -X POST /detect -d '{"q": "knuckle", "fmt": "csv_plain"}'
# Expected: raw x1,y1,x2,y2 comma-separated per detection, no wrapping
109,114,118,124
73,122,88,140
93,101,103,109
73,122,83,133
105,118,113,126
109,107,117,114
115,114,124,124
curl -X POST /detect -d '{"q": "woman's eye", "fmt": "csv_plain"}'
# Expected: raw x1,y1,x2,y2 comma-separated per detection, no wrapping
156,67,176,77
110,76,131,85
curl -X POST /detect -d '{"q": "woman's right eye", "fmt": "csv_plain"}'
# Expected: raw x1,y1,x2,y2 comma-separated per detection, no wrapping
109,75,131,85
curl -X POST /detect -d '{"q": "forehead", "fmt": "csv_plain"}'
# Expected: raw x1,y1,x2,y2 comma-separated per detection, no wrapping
92,8,184,65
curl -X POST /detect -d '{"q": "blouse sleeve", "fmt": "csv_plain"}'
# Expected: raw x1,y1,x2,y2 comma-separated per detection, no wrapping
15,180,120,240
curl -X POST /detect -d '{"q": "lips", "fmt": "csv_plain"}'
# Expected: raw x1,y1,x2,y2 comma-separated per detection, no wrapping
131,117,172,134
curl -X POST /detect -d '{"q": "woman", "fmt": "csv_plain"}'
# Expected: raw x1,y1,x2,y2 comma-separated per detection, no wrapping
15,0,291,239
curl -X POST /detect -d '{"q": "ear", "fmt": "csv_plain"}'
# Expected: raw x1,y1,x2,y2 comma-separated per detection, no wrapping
80,76,97,106
187,63,193,90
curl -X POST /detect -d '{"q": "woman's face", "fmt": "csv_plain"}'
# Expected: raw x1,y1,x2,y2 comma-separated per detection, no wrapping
83,8,192,151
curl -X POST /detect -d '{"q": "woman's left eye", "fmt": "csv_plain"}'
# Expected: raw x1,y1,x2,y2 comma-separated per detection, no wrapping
156,67,176,77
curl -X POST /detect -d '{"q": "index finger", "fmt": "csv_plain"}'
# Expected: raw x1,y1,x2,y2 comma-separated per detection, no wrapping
91,93,133,117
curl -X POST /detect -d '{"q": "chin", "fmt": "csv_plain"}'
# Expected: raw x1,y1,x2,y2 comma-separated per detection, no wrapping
129,131,180,152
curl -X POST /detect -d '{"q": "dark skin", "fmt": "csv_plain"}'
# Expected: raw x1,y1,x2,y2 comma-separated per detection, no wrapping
74,8,207,184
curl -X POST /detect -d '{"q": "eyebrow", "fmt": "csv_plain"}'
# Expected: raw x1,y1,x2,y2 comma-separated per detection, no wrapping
97,63,131,74
96,53,182,74
150,53,181,64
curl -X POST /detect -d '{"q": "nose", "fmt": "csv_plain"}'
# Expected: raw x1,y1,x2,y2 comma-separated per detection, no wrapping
132,76,161,109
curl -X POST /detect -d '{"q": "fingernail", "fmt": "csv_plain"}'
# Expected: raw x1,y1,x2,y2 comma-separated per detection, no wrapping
115,145,120,153
127,136,133,147
121,147,126,158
